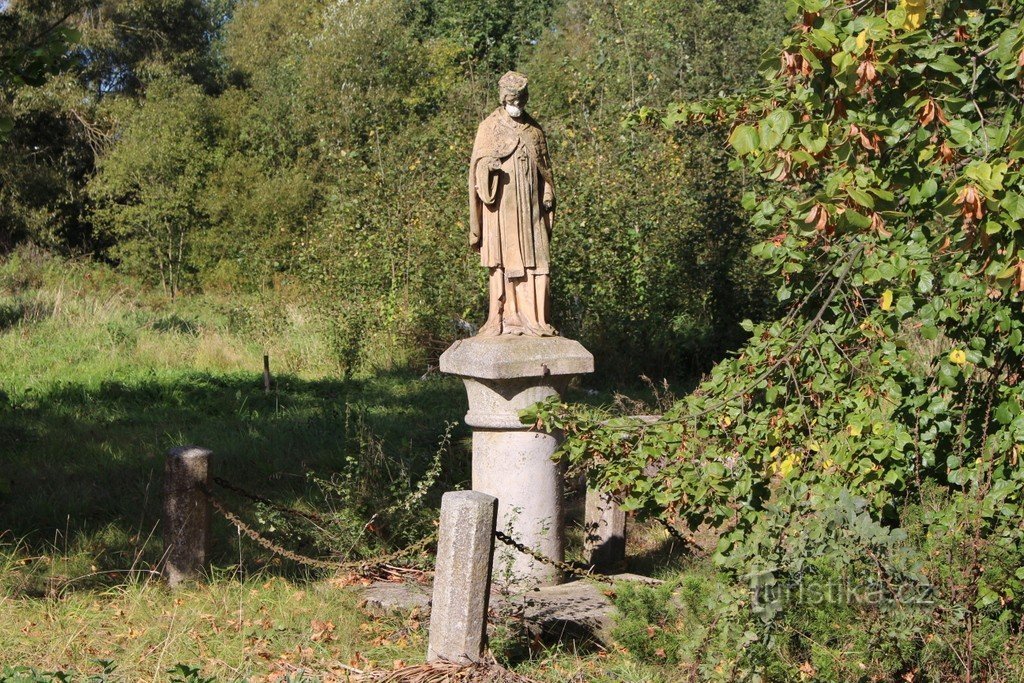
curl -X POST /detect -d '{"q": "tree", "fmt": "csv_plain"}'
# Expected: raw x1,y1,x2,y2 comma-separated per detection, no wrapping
89,75,216,296
0,5,81,252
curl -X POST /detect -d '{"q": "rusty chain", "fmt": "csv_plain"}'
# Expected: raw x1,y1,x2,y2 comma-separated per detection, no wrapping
212,476,328,526
657,517,707,557
204,478,688,581
202,485,436,572
493,530,615,585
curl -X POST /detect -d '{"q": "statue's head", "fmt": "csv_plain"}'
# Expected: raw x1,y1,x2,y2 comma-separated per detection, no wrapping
499,71,528,118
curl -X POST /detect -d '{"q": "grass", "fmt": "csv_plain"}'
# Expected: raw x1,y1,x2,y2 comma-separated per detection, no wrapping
0,249,458,679
0,573,382,681
0,249,701,681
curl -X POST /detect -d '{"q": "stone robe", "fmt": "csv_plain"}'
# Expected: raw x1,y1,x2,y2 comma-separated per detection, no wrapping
469,108,554,279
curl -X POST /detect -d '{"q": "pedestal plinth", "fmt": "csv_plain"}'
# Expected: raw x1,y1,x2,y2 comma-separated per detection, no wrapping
440,336,594,587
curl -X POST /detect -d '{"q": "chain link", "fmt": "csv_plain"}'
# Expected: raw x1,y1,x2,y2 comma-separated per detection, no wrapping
658,517,707,557
204,479,678,583
213,476,328,526
493,530,615,585
202,485,436,572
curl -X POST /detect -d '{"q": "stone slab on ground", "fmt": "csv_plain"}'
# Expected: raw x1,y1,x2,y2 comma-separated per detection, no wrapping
360,573,659,646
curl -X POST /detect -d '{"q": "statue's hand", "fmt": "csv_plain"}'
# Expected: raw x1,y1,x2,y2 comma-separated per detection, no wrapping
543,191,555,212
487,157,502,172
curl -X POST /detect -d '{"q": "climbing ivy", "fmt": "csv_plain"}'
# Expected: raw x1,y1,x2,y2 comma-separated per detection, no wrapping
529,0,1024,677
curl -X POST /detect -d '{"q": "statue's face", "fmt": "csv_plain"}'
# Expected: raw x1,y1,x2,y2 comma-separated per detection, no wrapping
501,88,528,118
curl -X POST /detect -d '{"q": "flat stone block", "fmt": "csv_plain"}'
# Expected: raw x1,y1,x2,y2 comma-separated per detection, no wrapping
440,336,594,380
361,574,663,647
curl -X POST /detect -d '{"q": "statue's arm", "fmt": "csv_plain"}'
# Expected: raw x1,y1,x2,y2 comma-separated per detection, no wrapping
474,157,501,205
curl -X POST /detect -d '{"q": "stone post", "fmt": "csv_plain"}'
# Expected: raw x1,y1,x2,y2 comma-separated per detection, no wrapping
427,491,499,664
162,446,212,587
440,336,593,588
584,489,626,571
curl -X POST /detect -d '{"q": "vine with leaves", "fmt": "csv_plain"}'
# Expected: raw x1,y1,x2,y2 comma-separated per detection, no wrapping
528,0,1024,677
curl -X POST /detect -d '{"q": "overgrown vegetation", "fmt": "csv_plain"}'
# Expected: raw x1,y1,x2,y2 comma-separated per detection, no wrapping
0,248,447,679
536,0,1024,679
1,0,785,378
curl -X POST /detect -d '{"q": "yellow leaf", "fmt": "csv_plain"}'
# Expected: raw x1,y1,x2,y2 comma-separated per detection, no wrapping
776,452,800,478
880,289,893,311
855,31,868,51
949,349,967,365
848,424,862,437
900,0,927,30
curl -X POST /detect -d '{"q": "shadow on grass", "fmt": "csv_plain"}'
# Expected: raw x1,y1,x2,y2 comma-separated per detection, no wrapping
0,369,469,588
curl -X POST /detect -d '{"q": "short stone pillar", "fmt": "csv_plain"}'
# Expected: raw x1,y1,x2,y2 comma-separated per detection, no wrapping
427,491,499,664
440,336,594,587
162,446,212,587
584,489,626,571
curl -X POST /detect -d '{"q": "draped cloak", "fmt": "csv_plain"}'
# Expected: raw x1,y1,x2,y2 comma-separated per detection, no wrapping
469,108,555,279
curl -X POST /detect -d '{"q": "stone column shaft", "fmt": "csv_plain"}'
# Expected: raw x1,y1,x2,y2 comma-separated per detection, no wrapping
427,491,498,663
162,446,212,587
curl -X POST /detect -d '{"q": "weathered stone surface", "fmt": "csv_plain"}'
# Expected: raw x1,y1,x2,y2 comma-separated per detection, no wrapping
440,336,593,380
470,71,557,338
361,581,431,615
441,335,594,589
584,489,626,572
427,491,499,664
162,446,211,587
476,429,564,587
362,574,662,647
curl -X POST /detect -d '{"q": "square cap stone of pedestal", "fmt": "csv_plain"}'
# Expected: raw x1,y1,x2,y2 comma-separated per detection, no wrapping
439,336,594,380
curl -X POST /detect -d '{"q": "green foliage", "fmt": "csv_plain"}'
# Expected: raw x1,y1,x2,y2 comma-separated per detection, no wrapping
0,661,116,683
0,9,83,251
71,0,230,95
3,0,788,377
0,10,79,131
525,0,787,376
0,0,234,254
423,0,554,71
88,74,217,296
535,0,1024,678
611,581,683,664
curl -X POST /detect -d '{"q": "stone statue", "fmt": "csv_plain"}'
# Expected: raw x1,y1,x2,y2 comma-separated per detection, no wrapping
469,71,557,337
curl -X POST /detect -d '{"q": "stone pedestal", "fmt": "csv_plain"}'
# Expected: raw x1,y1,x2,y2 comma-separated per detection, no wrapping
440,336,593,587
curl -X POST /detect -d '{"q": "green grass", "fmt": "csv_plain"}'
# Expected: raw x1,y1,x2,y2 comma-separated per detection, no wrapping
0,249,701,681
0,251,460,678
0,573,384,681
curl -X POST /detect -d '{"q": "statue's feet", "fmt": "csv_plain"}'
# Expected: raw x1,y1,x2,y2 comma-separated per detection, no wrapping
499,312,527,335
523,321,559,337
477,318,503,337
